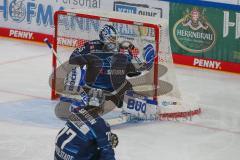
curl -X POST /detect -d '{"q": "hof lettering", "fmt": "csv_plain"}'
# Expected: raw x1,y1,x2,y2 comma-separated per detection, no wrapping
127,98,146,113
0,0,63,26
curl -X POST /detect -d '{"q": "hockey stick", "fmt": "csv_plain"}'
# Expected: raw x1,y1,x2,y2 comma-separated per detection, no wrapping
44,38,66,69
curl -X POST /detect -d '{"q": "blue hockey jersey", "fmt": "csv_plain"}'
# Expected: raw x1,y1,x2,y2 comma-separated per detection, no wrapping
69,40,133,92
55,109,115,160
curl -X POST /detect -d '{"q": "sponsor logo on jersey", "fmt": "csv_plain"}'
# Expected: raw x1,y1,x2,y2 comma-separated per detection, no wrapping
9,29,33,39
193,58,221,70
107,69,125,75
79,109,97,125
69,114,91,135
55,145,74,160
173,8,216,53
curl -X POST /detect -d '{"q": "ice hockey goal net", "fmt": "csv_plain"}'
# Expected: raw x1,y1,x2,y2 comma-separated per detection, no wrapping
51,9,201,119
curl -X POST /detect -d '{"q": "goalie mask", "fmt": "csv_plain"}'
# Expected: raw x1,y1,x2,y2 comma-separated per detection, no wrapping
99,24,118,51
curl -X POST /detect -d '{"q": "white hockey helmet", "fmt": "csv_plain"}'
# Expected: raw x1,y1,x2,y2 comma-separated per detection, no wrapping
99,24,118,50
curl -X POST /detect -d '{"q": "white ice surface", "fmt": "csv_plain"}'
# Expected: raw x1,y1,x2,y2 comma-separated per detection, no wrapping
0,38,240,160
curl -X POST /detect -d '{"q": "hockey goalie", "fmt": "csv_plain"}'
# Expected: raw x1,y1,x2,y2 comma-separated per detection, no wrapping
54,23,162,121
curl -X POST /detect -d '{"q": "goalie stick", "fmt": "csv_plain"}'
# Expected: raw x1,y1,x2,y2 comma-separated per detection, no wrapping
44,38,66,70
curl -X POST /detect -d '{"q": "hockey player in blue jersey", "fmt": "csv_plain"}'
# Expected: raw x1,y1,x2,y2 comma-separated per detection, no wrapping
55,88,118,160
68,24,155,108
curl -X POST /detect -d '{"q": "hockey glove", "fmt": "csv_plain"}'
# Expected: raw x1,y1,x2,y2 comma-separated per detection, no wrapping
143,44,155,70
110,133,119,148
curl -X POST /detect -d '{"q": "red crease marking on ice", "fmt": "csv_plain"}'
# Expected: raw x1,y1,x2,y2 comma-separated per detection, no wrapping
182,122,240,135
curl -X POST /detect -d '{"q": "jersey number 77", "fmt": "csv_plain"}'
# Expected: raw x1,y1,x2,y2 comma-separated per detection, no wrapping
55,126,77,149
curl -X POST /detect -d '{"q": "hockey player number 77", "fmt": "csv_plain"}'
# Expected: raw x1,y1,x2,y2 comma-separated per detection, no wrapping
55,126,77,150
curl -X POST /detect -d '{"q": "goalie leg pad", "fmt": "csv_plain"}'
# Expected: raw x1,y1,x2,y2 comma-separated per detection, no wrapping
122,91,158,119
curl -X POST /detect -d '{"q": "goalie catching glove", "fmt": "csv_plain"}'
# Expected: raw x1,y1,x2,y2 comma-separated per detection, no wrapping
128,43,155,72
136,43,155,71
142,44,155,70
